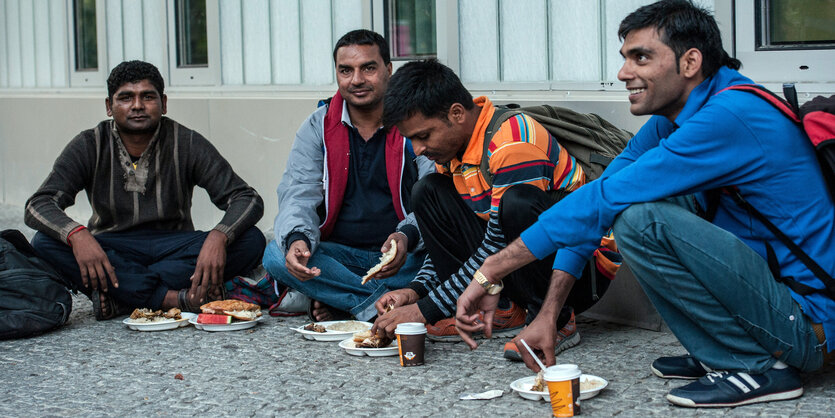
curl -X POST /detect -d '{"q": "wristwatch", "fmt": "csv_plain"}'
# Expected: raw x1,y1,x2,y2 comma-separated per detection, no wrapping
473,270,504,295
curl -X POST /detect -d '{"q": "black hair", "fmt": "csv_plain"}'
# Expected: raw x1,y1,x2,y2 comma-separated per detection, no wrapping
333,29,391,65
382,59,474,128
618,0,741,77
107,60,165,100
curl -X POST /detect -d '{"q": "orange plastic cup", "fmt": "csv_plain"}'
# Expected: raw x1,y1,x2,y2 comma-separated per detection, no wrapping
544,364,582,416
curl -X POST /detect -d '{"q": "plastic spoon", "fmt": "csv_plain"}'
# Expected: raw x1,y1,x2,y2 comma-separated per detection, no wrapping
519,339,547,371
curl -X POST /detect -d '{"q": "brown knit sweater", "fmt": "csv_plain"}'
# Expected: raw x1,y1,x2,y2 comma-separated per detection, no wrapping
25,117,263,243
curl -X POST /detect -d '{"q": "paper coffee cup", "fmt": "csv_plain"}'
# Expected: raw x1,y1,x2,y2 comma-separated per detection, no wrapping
395,322,427,367
544,364,582,417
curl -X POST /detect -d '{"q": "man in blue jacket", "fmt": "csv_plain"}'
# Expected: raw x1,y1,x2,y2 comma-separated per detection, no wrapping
456,0,834,407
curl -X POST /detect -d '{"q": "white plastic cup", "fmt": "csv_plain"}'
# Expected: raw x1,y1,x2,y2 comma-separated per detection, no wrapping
543,364,582,416
394,322,427,366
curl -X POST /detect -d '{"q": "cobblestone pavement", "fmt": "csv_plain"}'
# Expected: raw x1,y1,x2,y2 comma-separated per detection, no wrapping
2,204,834,417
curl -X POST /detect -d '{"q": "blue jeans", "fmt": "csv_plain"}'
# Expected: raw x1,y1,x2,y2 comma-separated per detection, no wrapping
262,240,425,321
32,227,266,309
612,196,825,373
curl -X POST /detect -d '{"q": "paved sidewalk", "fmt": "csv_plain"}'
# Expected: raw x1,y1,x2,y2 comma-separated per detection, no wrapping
2,204,834,416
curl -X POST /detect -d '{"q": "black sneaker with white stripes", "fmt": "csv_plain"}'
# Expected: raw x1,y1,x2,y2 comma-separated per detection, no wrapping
666,367,803,408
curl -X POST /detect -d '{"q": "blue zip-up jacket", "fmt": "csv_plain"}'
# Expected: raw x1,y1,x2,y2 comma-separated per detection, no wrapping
521,66,835,351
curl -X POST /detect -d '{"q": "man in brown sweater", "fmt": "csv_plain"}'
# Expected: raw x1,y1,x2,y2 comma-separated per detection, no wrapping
25,61,265,320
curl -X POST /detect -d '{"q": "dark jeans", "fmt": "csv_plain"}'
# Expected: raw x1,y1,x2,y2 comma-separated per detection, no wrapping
413,173,610,328
32,227,265,309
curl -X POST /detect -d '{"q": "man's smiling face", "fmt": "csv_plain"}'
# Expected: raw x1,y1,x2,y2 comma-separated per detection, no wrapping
334,44,392,110
618,27,690,120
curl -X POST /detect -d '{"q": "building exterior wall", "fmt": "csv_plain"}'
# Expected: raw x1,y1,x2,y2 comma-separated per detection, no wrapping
1,0,833,230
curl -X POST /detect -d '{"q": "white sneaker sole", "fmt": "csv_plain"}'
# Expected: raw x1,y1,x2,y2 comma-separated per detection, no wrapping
666,387,803,408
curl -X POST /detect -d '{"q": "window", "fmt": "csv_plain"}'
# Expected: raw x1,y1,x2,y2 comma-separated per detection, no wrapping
756,0,835,50
167,0,219,85
734,1,835,86
73,0,97,70
175,0,209,67
386,0,436,59
69,0,106,86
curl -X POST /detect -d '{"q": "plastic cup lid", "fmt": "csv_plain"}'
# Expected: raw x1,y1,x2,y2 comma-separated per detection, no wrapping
395,322,427,335
543,364,582,381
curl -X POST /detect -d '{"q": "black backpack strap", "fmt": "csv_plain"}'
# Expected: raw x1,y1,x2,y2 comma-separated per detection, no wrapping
480,107,521,187
725,188,835,299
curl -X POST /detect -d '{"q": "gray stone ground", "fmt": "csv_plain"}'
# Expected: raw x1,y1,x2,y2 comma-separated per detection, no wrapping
2,203,834,417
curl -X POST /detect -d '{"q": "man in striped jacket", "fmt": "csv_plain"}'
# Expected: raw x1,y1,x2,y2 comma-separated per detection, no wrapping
372,60,620,360
26,60,265,320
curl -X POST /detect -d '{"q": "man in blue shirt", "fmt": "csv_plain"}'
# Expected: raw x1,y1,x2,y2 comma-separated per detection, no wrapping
455,0,834,407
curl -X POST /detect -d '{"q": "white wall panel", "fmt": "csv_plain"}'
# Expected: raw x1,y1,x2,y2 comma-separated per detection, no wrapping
141,0,166,71
550,0,600,82
49,0,67,87
106,0,124,70
122,0,144,60
220,0,244,84
332,0,363,45
300,0,332,84
271,0,301,84
34,0,51,87
0,0,8,87
500,0,547,82
19,0,35,87
242,0,272,84
458,0,499,83
603,0,658,81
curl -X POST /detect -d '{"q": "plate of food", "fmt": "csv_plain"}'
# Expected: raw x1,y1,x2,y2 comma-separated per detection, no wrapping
188,299,264,332
123,308,196,331
293,320,372,341
510,373,608,401
338,331,398,357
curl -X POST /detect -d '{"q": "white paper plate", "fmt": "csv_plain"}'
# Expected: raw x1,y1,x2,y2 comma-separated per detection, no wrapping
292,320,372,341
189,315,263,332
510,374,608,401
122,312,197,331
338,337,399,357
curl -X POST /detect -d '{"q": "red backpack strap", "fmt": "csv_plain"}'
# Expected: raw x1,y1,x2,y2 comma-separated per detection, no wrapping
718,84,801,123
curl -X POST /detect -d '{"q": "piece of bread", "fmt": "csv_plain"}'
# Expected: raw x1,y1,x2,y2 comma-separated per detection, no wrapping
200,299,262,321
352,330,393,348
361,239,398,285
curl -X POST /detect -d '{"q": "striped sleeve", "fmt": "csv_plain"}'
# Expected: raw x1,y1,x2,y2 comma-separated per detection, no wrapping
416,213,507,323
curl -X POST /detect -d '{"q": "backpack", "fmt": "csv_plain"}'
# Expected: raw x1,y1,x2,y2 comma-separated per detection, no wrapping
711,84,835,300
480,104,634,186
0,229,73,339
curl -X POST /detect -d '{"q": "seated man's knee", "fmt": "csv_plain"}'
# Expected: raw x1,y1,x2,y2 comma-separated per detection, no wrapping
261,240,288,275
498,184,551,238
236,226,266,254
612,202,665,247
411,173,450,211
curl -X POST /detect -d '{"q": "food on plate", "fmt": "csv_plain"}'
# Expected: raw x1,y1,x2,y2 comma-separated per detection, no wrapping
197,313,233,324
200,299,262,321
128,307,182,323
352,330,393,348
580,376,604,391
304,323,327,333
531,370,546,392
360,239,398,285
326,320,370,332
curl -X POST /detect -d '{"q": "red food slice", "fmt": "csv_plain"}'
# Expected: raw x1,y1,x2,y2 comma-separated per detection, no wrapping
197,313,232,324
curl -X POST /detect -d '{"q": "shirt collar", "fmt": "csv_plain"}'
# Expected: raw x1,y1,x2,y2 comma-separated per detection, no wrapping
673,66,754,127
